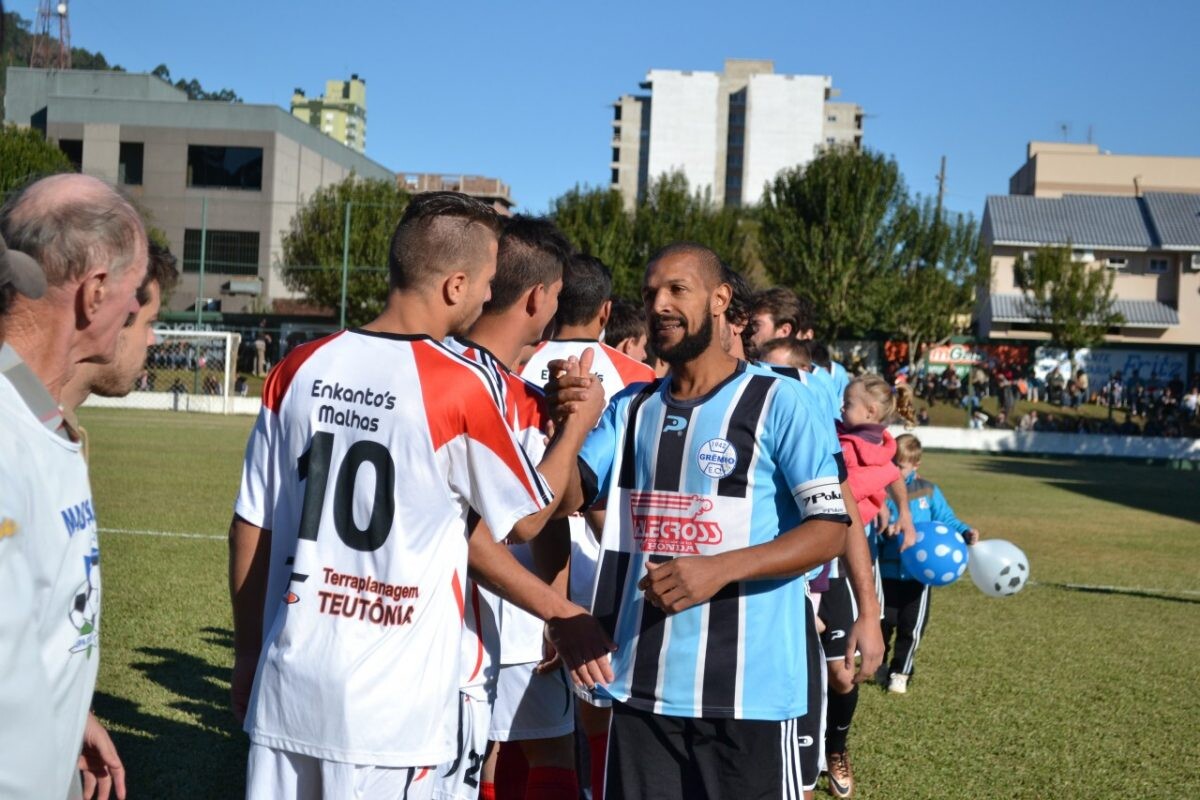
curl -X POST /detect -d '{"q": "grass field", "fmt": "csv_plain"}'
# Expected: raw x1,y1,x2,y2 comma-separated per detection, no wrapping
80,408,1200,799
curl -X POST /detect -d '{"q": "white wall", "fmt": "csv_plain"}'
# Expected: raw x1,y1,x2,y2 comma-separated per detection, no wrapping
887,425,1200,461
645,70,720,198
742,74,827,205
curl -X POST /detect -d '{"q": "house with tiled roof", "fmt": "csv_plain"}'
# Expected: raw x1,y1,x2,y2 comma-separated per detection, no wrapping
978,191,1200,347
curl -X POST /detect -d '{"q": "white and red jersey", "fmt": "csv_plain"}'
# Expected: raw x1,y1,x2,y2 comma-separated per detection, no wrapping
448,338,553,667
520,339,656,404
234,329,551,768
520,339,656,608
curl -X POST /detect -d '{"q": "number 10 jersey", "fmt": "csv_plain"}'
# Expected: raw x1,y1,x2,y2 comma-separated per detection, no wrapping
235,329,552,767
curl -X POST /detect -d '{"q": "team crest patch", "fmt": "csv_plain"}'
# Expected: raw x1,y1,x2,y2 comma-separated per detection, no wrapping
697,438,737,479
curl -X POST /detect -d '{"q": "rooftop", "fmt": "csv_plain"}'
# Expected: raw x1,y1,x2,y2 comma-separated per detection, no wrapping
985,192,1200,251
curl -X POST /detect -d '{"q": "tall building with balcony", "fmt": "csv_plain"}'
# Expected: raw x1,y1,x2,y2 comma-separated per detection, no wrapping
291,75,367,153
610,59,863,210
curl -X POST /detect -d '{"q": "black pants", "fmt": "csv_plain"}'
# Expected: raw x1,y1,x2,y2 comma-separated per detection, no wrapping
605,703,809,800
881,578,931,677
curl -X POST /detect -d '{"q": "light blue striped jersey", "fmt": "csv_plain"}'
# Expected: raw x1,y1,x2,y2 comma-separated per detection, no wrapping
578,362,848,720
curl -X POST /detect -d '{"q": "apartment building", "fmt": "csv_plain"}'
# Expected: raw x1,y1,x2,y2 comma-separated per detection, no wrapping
610,58,863,210
291,75,367,154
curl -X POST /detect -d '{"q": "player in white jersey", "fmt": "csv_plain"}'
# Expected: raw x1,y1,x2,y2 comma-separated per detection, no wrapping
0,176,149,800
519,253,657,800
442,216,615,800
229,194,608,800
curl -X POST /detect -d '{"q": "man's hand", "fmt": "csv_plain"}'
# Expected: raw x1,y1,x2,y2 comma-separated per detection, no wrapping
538,608,617,688
231,649,259,724
78,711,125,800
844,611,884,684
545,350,604,426
638,557,728,614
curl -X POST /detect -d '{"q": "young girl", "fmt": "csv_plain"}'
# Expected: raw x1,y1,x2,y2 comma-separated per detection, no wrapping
818,374,917,799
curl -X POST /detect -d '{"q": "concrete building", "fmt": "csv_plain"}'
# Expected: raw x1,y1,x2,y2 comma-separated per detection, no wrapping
291,75,367,154
1009,141,1200,198
5,67,394,313
610,59,863,210
979,191,1200,347
398,173,515,216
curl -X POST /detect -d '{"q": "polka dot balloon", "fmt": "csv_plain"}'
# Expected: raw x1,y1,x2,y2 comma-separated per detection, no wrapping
899,521,969,587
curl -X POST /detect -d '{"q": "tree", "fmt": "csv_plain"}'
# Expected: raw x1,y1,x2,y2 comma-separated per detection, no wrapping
758,147,908,339
887,198,989,368
551,172,751,298
1013,246,1124,359
0,124,72,194
151,64,241,103
279,176,409,326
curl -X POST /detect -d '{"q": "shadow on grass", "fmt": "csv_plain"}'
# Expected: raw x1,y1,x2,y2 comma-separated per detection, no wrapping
93,627,245,798
971,455,1200,525
1036,581,1200,606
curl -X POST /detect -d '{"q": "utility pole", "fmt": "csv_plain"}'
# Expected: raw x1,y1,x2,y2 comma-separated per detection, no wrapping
935,155,947,221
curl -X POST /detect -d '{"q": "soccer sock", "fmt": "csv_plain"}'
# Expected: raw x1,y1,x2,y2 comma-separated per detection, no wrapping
825,685,859,754
588,732,608,799
495,743,528,800
524,767,579,800
480,782,497,800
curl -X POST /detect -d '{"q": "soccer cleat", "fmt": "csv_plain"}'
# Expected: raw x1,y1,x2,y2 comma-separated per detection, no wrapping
827,751,854,798
888,673,909,694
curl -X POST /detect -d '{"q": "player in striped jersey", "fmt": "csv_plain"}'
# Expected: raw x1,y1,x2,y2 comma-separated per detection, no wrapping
546,244,857,799
519,253,656,800
443,216,613,800
228,194,607,800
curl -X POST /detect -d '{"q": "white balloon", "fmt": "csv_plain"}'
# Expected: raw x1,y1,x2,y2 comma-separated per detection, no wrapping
967,539,1030,598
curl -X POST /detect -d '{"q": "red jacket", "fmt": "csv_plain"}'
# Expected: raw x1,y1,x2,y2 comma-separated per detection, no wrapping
837,422,900,523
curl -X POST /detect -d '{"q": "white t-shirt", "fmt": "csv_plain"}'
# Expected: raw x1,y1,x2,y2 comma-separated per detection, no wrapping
235,330,552,768
0,354,99,799
520,340,657,607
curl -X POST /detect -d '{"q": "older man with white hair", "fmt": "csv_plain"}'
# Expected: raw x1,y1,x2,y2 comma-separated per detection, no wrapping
0,173,148,800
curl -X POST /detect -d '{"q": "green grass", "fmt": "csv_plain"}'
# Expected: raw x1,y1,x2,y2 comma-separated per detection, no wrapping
80,408,1200,798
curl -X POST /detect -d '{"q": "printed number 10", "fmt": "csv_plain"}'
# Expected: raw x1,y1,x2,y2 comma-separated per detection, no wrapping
296,431,395,551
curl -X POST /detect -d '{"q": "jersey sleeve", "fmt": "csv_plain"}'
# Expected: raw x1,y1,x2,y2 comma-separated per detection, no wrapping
0,493,60,797
577,393,625,510
234,406,280,529
930,486,971,533
771,382,850,523
445,392,554,543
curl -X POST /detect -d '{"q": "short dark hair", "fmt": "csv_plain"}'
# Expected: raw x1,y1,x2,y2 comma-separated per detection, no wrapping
139,241,180,305
388,191,502,291
760,337,812,370
752,287,801,332
484,215,572,314
604,297,646,347
556,253,612,327
723,265,753,327
810,341,832,369
646,241,724,288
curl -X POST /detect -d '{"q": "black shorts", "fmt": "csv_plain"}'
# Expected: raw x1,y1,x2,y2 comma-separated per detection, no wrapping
606,702,813,800
796,593,827,789
817,574,858,661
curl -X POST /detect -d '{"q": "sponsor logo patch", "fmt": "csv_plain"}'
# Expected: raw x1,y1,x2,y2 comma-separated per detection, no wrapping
629,492,722,555
696,438,737,479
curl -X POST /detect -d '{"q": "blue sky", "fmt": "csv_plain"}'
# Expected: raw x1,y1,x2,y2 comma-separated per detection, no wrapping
58,0,1200,217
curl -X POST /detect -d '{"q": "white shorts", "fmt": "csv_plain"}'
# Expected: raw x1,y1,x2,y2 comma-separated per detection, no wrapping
246,743,435,800
433,694,490,800
488,661,575,742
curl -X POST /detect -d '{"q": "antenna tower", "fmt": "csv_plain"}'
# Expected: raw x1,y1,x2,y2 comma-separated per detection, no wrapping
29,0,72,70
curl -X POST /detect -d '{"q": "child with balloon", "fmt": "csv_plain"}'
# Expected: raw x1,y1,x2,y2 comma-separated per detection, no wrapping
877,434,980,694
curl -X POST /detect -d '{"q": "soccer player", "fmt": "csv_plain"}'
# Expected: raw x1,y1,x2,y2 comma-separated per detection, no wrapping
547,243,855,800
751,287,851,398
602,298,649,363
228,193,607,800
443,215,595,800
0,175,149,800
519,253,656,799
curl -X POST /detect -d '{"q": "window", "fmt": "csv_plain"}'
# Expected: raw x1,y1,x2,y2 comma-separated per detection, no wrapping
827,114,838,122
612,147,620,163
182,229,260,275
186,145,263,190
610,168,620,185
58,138,82,171
118,142,144,185
1148,258,1169,274
613,104,623,121
826,137,836,145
